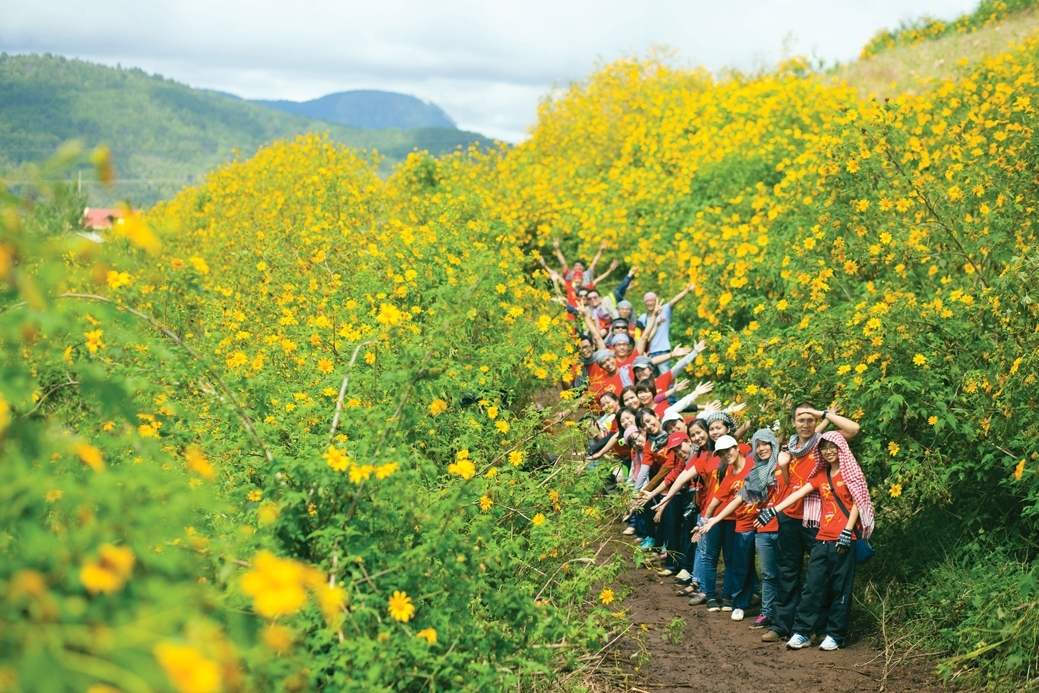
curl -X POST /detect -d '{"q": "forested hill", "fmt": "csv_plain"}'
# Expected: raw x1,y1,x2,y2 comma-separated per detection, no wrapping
0,54,493,205
254,90,457,129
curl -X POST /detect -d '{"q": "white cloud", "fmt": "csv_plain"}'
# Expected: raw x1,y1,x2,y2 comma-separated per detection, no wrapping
1,0,981,142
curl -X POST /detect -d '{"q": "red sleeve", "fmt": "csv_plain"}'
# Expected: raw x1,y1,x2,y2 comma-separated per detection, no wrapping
655,371,674,391
662,451,683,486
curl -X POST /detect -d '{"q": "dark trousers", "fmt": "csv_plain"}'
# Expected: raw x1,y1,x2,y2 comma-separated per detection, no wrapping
792,540,856,644
662,490,695,571
772,513,818,636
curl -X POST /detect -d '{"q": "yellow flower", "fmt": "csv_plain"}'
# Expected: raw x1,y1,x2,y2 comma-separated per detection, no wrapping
247,489,263,502
887,441,900,457
485,467,498,478
314,583,347,625
495,420,510,434
325,446,350,471
508,450,524,467
106,270,133,289
226,351,247,368
599,587,615,605
74,442,105,472
349,464,374,484
889,483,903,498
447,458,476,480
317,357,334,374
375,462,398,480
79,544,134,594
153,642,221,693
1013,459,1026,481
262,624,295,654
364,351,376,365
927,415,938,426
257,502,280,526
531,513,546,527
486,405,499,420
416,627,437,644
101,420,116,432
45,488,63,502
115,211,160,254
387,590,415,622
240,551,308,618
375,302,406,327
185,445,215,479
84,329,105,354
428,398,448,416
479,495,493,511
912,353,927,366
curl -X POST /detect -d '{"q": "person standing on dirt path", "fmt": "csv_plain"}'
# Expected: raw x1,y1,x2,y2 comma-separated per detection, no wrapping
755,431,875,651
759,403,860,644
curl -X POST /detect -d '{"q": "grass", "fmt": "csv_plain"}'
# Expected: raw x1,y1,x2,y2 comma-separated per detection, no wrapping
832,7,1039,97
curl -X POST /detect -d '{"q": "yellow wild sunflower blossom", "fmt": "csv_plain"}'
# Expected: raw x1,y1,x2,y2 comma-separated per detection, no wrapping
80,544,135,595
428,398,448,416
74,442,105,472
153,642,221,693
325,446,350,471
416,627,437,644
889,483,903,498
387,590,415,622
599,587,615,605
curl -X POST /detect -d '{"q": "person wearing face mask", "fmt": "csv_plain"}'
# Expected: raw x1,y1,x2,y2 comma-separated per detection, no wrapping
755,431,875,651
761,403,861,644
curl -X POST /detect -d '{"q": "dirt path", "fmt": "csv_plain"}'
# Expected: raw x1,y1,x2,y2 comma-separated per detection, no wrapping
593,536,944,693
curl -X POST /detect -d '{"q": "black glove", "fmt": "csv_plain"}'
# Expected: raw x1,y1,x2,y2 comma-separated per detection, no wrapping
755,506,777,527
836,529,853,554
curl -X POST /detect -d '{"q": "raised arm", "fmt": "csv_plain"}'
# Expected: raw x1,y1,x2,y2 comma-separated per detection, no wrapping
592,259,620,287
665,281,697,307
806,405,860,440
582,307,608,351
552,238,567,272
613,266,637,303
669,339,706,376
586,242,607,279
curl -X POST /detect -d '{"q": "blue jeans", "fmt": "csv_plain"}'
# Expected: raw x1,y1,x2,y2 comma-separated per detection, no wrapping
755,532,780,619
724,528,758,609
693,522,722,598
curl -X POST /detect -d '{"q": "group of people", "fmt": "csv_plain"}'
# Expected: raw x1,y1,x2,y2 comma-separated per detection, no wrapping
542,242,876,652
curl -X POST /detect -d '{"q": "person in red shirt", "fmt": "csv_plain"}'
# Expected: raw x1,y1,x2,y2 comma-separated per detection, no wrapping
755,431,874,651
763,402,861,644
692,434,755,617
586,350,632,403
694,428,781,623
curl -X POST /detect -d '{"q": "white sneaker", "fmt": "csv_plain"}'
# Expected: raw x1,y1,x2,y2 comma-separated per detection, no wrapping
730,608,745,622
786,633,811,650
622,526,636,535
819,635,840,651
673,569,692,581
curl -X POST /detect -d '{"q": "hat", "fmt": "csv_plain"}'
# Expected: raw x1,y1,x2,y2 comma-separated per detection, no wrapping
660,409,683,425
608,333,633,346
632,355,653,370
611,317,629,326
593,349,614,364
665,431,689,450
714,434,738,452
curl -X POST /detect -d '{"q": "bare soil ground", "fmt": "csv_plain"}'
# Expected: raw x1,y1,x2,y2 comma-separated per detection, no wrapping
587,535,947,693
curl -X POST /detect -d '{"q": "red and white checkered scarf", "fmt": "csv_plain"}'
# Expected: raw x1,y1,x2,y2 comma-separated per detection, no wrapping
802,431,875,539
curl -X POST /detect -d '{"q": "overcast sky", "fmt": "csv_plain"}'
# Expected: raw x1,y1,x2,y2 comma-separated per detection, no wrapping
2,1,980,142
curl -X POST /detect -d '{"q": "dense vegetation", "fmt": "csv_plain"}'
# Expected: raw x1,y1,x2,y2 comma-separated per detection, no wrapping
4,3,1039,690
0,54,493,206
254,90,457,130
860,0,1039,58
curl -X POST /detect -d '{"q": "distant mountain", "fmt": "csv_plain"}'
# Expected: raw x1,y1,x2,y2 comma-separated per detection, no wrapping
255,90,457,130
0,54,494,206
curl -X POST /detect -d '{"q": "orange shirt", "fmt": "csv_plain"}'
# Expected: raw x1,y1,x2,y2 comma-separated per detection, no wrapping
806,467,858,541
782,451,817,520
714,460,754,531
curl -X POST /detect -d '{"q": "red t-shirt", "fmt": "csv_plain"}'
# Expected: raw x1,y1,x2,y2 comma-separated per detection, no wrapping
587,364,625,402
782,451,818,520
714,459,754,532
806,467,858,541
692,452,720,516
654,371,674,392
755,467,787,533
